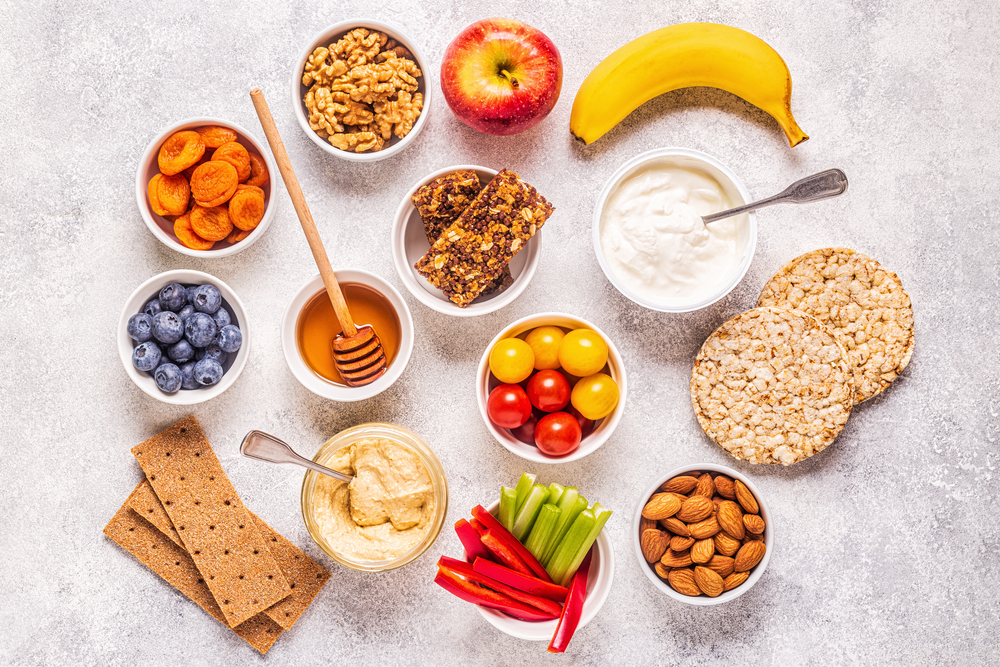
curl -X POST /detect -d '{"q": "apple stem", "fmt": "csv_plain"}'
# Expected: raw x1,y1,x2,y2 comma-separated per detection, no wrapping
500,69,519,88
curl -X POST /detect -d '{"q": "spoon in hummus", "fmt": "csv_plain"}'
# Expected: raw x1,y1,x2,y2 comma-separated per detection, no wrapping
702,168,848,224
240,430,354,484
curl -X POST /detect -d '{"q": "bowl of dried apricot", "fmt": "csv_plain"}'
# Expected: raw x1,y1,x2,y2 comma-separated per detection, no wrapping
633,464,772,605
136,118,277,257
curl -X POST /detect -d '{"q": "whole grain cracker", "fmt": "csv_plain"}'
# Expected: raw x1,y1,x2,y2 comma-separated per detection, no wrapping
690,307,854,465
757,248,914,403
103,504,283,655
131,416,291,628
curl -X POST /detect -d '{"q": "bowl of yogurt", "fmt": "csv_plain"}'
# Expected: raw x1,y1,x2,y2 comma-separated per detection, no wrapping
592,148,757,312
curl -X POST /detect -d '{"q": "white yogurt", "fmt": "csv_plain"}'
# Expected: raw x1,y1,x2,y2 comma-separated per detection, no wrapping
599,161,748,308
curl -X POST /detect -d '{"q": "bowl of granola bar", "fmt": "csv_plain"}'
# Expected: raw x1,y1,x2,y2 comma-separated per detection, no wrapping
391,166,551,316
293,20,430,161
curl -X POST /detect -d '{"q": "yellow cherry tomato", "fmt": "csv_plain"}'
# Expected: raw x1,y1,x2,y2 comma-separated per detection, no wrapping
489,338,535,384
525,326,565,370
558,329,609,377
570,373,619,420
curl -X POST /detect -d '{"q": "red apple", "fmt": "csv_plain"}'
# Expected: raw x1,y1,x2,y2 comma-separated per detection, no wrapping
440,18,562,136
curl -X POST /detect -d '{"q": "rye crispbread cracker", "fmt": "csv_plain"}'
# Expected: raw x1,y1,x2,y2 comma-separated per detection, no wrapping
131,416,291,628
126,479,330,631
690,307,854,466
757,248,914,404
103,504,283,654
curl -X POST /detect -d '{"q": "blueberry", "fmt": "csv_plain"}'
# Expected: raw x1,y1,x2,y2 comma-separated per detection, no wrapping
132,341,162,371
127,313,153,342
212,307,231,329
193,358,224,386
191,284,222,314
179,362,200,390
154,363,182,393
158,283,187,312
177,304,196,322
217,325,243,353
167,339,195,363
185,312,217,348
195,344,226,364
143,299,162,317
152,311,184,344
186,285,198,304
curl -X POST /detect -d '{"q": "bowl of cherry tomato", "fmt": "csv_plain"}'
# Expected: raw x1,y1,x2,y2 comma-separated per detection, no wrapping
476,313,628,463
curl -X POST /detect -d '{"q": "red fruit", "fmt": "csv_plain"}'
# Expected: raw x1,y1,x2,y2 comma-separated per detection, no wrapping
566,406,595,438
510,411,539,445
534,411,581,457
526,369,571,412
487,384,532,429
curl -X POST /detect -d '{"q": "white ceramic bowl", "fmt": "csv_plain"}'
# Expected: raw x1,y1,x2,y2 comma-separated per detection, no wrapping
476,313,627,464
135,117,278,258
117,270,251,405
391,165,542,317
592,147,758,313
292,19,431,162
280,271,414,401
476,500,614,640
633,463,773,605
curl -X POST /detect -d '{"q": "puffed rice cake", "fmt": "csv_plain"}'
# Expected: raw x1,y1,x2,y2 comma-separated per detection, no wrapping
756,248,914,404
690,307,854,465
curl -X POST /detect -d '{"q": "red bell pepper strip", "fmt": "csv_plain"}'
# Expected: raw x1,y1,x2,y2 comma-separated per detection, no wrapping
437,557,562,617
472,557,569,602
480,530,533,577
547,547,593,653
434,568,558,622
471,504,553,582
469,517,487,536
455,518,492,563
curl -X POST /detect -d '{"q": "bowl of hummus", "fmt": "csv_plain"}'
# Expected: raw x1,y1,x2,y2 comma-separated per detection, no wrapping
301,423,448,571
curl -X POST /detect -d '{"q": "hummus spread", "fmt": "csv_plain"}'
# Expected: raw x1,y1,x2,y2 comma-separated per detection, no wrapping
312,437,436,562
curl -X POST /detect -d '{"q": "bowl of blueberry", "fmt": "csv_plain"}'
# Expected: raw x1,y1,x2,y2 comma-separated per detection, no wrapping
118,269,250,404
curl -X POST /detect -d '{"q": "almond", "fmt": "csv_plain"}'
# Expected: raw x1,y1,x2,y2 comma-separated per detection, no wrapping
676,495,714,523
639,515,656,534
668,568,701,597
661,475,698,494
640,529,670,563
694,566,724,597
653,562,671,579
711,495,725,509
660,549,693,568
688,515,721,539
642,492,682,520
691,538,716,564
713,474,736,499
743,514,766,534
723,570,750,591
743,532,764,543
706,554,735,578
693,473,715,498
670,535,695,551
717,500,745,540
734,541,766,572
734,479,759,514
714,531,741,557
660,517,690,536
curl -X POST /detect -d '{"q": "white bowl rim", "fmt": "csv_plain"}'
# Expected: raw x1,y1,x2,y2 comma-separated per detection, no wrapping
631,462,774,605
391,164,542,317
280,270,415,402
591,147,758,313
117,269,251,405
476,312,628,464
291,18,432,162
134,117,278,258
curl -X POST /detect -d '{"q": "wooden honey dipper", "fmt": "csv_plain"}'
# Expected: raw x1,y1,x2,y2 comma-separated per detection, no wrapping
250,88,387,387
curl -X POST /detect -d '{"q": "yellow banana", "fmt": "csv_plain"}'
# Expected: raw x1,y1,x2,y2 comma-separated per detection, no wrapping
570,23,808,147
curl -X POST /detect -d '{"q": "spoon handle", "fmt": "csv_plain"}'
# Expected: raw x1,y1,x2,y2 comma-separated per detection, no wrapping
240,430,354,484
703,169,848,224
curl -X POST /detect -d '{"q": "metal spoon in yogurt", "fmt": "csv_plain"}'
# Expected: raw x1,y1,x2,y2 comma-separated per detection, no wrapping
702,168,848,224
240,430,354,484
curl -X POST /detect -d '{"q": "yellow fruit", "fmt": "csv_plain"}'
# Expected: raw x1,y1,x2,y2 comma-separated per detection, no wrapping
570,22,808,147
558,329,608,377
524,326,565,370
489,338,535,384
570,373,619,420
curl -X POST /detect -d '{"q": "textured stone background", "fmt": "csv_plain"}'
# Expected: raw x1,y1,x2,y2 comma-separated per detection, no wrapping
2,0,998,665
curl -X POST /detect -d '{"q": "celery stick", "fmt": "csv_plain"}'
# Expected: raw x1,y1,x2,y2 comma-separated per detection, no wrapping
554,503,612,587
513,473,537,515
547,483,565,507
524,503,561,561
546,509,597,585
498,486,517,532
511,485,550,541
541,491,588,566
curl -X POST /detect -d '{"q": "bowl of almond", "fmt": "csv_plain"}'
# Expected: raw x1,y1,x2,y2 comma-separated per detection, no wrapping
632,464,772,605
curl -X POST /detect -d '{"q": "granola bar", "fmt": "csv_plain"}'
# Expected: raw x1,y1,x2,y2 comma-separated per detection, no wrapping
413,169,553,307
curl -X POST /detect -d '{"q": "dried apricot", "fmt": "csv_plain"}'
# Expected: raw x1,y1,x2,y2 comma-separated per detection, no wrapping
147,174,171,216
157,174,190,216
244,152,270,188
198,125,238,149
212,142,251,182
228,185,266,231
158,131,205,176
190,161,239,207
174,213,215,250
190,205,233,241
226,227,253,244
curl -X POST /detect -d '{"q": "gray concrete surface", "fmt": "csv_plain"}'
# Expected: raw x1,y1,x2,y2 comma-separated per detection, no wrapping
2,0,998,665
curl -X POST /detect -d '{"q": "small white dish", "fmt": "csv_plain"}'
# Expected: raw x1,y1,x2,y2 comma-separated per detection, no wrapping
391,165,542,317
292,19,431,162
280,271,414,402
135,117,277,258
592,147,758,313
476,312,627,464
633,463,773,605
476,500,614,640
117,270,250,405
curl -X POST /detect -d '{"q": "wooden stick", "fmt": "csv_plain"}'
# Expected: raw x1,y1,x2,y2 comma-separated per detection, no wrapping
249,87,356,338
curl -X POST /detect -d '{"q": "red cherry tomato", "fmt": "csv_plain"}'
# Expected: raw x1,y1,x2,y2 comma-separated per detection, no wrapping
487,384,532,429
567,406,595,438
534,411,582,457
526,370,571,413
509,411,540,445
